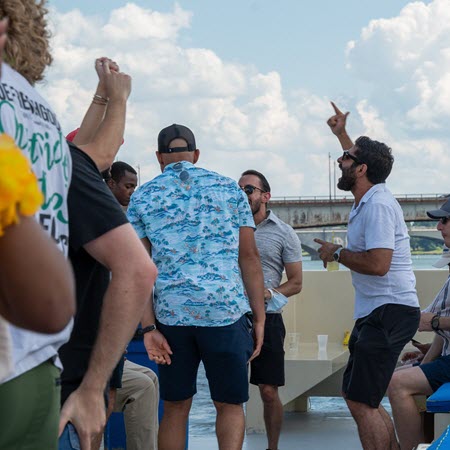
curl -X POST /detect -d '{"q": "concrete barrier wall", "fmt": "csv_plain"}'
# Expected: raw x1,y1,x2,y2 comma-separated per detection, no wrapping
282,269,449,344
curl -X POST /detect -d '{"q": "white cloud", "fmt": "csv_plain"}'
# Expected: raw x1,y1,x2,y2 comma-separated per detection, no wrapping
355,100,390,142
40,2,324,196
103,3,192,42
37,1,450,198
347,0,450,131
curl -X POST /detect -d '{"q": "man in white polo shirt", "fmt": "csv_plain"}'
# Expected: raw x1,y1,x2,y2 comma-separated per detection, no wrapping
315,102,420,450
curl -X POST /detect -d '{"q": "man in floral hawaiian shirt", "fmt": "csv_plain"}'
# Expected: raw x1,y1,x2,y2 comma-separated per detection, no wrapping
127,124,265,450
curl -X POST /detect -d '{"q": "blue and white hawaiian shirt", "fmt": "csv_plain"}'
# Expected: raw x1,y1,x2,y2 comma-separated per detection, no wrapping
127,161,255,327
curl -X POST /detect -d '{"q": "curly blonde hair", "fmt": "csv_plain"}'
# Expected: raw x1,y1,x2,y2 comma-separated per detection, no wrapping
0,0,52,85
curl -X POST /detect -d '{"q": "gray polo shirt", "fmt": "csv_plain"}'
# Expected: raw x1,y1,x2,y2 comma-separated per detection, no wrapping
255,211,302,313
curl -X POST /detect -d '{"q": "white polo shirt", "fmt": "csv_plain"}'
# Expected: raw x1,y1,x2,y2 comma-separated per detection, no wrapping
347,183,419,319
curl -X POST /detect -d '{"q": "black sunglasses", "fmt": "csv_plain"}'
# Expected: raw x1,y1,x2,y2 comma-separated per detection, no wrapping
241,184,266,195
342,150,361,164
440,217,449,225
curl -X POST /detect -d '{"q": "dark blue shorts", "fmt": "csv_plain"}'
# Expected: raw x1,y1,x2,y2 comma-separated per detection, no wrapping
420,355,450,392
156,315,254,404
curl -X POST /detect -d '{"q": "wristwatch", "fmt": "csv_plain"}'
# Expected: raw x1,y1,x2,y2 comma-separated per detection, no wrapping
431,315,440,331
135,324,157,338
333,247,343,262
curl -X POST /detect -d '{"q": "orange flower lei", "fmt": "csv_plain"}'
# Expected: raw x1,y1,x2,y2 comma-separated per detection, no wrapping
0,134,44,236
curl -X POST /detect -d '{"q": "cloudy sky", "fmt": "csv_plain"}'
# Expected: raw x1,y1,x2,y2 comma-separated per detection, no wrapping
43,0,449,197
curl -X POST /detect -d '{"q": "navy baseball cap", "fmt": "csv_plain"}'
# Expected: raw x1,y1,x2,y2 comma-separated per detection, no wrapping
427,198,450,219
157,124,196,153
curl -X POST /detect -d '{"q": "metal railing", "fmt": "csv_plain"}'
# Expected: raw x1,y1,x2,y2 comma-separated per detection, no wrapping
270,193,448,203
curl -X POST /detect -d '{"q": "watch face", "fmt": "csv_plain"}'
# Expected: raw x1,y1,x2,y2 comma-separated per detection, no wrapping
431,316,440,330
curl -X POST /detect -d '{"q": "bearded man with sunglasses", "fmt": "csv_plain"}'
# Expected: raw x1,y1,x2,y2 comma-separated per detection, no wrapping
238,170,303,450
127,124,265,450
314,103,420,450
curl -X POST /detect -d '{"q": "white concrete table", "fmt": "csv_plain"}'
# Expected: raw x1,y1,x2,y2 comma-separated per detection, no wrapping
246,343,349,433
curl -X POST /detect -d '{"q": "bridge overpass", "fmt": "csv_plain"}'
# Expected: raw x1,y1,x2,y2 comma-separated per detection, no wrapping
298,227,443,259
269,194,448,229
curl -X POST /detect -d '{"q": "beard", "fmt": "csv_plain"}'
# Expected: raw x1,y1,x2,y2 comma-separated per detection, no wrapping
337,165,357,191
249,198,262,215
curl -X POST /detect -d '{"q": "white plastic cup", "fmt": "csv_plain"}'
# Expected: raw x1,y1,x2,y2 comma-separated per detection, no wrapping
317,334,328,352
287,332,300,353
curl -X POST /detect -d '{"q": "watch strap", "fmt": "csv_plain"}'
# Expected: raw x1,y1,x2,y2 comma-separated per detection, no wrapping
134,324,157,338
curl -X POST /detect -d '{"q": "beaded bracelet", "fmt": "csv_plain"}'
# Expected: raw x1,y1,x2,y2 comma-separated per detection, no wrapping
0,134,43,236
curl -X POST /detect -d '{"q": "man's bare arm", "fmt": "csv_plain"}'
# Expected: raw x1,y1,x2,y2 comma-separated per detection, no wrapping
269,261,302,299
421,334,443,365
238,227,265,361
138,237,173,365
327,101,354,150
72,58,118,146
314,238,393,276
77,62,131,171
421,314,450,333
58,223,156,448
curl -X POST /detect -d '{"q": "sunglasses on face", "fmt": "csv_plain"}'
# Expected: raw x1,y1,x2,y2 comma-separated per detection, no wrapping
241,184,266,195
440,217,449,225
342,150,361,164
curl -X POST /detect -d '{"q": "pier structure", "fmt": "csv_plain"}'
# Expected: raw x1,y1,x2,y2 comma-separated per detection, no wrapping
269,194,446,258
270,194,447,229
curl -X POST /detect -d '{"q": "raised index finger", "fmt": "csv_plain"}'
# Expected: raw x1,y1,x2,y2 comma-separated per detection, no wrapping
313,238,326,245
330,101,343,116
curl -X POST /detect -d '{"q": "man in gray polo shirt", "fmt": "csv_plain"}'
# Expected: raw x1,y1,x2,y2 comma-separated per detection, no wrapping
315,103,420,450
239,170,303,450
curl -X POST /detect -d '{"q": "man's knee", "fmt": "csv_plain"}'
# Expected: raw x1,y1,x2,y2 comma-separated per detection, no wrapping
213,401,244,414
259,384,279,404
163,399,192,418
346,398,375,420
387,371,410,399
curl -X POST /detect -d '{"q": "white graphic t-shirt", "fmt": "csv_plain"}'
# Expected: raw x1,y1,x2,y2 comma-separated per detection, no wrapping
0,63,73,381
0,316,12,382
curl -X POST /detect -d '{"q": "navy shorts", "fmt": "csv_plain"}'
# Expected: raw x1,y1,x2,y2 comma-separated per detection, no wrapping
420,355,450,392
250,314,286,386
343,303,420,408
156,315,254,404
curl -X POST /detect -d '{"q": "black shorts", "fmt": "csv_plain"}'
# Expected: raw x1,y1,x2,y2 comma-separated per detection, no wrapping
157,315,254,404
342,303,420,408
250,314,286,386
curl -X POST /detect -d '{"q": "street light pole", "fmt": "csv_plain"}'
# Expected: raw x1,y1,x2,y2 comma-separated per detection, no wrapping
334,160,336,199
328,152,332,201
